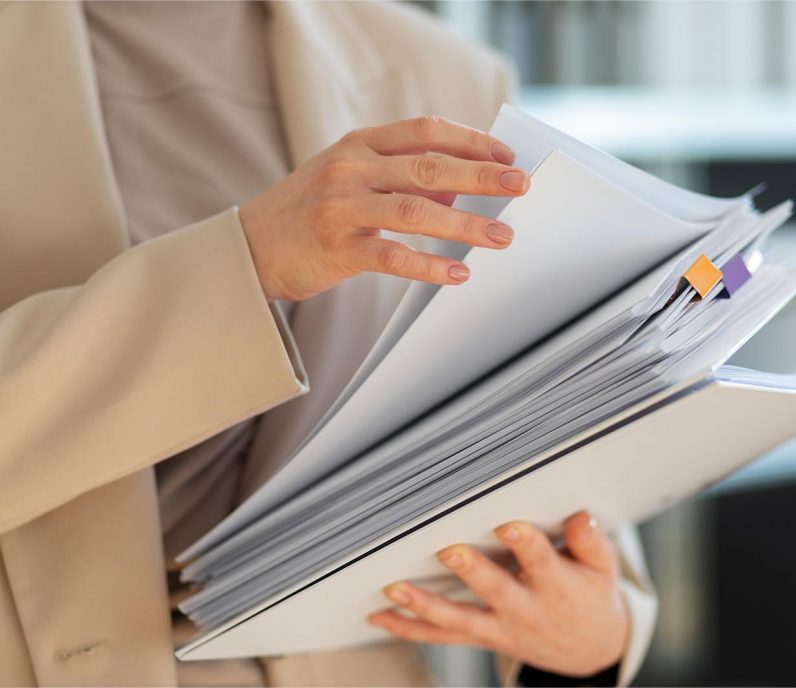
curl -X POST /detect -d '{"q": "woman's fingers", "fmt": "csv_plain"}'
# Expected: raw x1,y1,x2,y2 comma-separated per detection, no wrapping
374,153,530,198
380,582,499,643
345,236,471,285
494,521,563,590
367,610,475,646
356,116,516,164
436,545,527,613
563,511,619,579
359,194,514,248
423,190,458,207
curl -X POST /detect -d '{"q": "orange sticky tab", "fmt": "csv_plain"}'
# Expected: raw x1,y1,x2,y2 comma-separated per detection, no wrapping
683,254,723,299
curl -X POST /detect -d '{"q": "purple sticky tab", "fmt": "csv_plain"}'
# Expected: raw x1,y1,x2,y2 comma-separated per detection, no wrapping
720,255,752,297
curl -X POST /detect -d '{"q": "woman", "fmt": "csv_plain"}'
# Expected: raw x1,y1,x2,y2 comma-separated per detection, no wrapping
0,2,656,686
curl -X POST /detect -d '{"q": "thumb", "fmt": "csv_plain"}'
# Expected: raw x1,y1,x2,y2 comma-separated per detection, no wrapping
563,511,619,578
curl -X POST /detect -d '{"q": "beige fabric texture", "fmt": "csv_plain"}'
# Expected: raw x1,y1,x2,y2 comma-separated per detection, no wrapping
0,2,656,686
84,0,292,569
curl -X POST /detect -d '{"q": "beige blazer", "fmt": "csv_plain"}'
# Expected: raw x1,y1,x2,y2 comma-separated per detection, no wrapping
0,2,655,686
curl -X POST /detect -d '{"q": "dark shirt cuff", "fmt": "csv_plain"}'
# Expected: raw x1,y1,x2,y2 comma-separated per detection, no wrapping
517,663,620,687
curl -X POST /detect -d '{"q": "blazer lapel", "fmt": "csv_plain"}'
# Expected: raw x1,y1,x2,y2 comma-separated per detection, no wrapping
0,4,175,686
267,1,422,169
0,2,128,310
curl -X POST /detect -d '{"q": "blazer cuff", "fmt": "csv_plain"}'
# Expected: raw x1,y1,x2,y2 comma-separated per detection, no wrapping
615,575,657,686
227,207,307,397
614,526,658,686
229,206,307,392
264,297,307,394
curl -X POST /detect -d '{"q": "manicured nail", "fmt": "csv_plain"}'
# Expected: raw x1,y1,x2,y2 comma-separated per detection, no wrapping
499,170,530,193
448,264,470,282
496,524,521,543
437,547,466,569
384,583,411,606
491,141,516,165
486,223,514,246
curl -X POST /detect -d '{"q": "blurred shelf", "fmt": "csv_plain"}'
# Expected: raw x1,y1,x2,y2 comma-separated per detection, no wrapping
519,86,796,162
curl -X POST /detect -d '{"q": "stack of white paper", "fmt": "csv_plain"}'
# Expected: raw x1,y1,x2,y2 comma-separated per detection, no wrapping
175,105,796,660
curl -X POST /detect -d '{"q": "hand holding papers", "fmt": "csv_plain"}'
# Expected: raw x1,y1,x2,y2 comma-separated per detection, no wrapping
176,105,796,660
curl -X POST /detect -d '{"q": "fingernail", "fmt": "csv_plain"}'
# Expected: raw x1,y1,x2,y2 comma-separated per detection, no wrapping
384,583,411,606
491,141,516,165
486,223,514,246
448,264,470,282
437,548,466,569
499,170,530,193
496,524,521,543
587,517,599,533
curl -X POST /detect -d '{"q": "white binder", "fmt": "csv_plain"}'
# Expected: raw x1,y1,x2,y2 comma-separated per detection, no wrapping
178,372,796,660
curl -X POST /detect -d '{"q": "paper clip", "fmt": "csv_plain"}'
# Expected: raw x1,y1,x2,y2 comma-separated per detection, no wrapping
718,254,752,298
682,254,723,299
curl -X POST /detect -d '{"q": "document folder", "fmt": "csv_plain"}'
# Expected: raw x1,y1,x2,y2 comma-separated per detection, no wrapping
179,375,796,659
176,105,796,660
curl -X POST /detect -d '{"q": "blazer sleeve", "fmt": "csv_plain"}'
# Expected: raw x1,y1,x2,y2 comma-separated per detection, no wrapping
497,524,659,687
0,207,308,535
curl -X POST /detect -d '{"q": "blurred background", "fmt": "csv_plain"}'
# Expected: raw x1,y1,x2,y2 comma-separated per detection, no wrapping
417,2,796,685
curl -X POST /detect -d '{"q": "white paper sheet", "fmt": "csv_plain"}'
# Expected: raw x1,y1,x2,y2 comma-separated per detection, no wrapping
180,147,715,561
455,104,748,223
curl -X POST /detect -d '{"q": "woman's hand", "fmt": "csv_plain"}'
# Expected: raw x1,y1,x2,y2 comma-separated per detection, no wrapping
239,116,530,301
368,512,629,679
